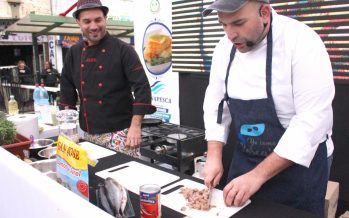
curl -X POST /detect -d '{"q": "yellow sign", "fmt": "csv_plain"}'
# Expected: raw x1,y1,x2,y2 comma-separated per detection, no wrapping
56,135,96,169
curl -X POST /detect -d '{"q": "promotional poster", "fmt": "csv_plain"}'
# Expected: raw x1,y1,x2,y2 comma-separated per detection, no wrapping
134,0,180,124
56,135,93,200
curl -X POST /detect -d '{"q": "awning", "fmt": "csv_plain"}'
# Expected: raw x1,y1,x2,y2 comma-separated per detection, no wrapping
4,13,134,37
2,13,134,78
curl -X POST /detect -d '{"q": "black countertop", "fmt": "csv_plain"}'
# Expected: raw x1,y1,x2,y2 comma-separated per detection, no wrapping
88,153,320,218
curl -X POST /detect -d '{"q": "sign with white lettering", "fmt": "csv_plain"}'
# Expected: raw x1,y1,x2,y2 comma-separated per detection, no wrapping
48,36,56,67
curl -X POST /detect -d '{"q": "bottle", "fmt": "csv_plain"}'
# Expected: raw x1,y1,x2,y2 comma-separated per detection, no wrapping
33,83,42,121
39,83,51,123
40,83,50,104
8,95,19,115
51,100,59,126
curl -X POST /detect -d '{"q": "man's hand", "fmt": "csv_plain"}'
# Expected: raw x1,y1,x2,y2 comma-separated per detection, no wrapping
223,152,293,207
126,115,143,148
203,141,224,188
223,170,264,207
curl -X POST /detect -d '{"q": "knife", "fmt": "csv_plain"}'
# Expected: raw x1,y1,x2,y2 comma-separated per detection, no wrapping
207,187,213,207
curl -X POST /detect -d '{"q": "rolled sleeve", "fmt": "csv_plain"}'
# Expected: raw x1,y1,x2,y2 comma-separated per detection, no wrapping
133,102,156,115
274,28,334,167
275,126,316,167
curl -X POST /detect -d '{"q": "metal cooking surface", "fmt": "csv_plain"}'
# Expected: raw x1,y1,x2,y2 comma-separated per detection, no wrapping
142,123,204,139
140,122,206,174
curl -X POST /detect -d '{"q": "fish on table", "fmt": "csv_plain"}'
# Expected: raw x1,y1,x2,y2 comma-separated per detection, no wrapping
99,177,128,218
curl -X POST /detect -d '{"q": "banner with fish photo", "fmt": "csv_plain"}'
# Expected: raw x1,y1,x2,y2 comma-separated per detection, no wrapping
134,0,180,124
56,135,95,200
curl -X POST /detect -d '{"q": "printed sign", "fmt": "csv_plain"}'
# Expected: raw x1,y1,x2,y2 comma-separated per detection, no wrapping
134,0,179,124
56,135,94,200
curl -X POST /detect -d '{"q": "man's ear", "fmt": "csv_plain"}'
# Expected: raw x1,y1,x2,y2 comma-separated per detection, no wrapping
259,4,271,26
259,4,270,18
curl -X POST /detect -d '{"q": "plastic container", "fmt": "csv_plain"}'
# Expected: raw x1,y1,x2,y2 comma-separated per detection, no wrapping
50,101,59,126
56,109,79,143
40,83,50,103
33,83,42,120
8,95,19,115
33,83,51,123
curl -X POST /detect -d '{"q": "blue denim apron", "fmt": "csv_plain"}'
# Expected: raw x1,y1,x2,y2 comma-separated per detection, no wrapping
216,26,327,217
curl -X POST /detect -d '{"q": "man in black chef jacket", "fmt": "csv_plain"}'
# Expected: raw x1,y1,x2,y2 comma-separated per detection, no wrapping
59,0,156,157
41,61,60,104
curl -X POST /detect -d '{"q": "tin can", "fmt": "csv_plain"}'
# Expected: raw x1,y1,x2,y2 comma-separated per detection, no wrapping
140,184,161,218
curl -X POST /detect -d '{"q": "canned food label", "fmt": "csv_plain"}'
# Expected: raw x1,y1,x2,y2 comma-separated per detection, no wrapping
140,188,161,218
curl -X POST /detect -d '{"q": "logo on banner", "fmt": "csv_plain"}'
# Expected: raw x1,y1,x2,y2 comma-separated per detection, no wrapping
151,81,165,94
150,80,172,122
150,0,160,13
151,81,171,103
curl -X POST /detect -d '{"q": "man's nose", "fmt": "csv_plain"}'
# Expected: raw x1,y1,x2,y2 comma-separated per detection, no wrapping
89,22,98,30
225,26,238,41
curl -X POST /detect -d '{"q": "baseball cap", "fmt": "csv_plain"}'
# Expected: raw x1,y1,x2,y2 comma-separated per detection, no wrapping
73,0,109,19
202,0,270,17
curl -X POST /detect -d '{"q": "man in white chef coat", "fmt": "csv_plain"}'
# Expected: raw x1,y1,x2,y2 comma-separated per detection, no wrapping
202,0,335,217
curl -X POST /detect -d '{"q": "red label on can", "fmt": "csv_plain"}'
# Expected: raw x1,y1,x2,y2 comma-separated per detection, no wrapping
140,185,161,218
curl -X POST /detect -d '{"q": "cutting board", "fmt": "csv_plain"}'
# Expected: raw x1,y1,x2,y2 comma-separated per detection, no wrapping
95,161,180,193
161,179,250,218
79,141,116,160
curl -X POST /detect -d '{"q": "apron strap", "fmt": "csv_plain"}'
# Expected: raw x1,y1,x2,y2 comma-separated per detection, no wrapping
217,47,236,124
217,14,274,124
265,22,273,98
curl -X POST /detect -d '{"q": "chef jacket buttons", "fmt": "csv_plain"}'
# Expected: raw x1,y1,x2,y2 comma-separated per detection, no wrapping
81,64,85,68
98,100,103,105
83,98,87,102
81,80,85,85
101,48,106,53
98,65,103,70
98,82,103,87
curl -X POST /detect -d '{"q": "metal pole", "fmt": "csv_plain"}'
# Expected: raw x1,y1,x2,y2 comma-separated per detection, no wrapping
32,33,40,84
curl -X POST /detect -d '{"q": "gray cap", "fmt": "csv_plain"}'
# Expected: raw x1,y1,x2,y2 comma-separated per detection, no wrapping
73,0,109,19
202,0,270,17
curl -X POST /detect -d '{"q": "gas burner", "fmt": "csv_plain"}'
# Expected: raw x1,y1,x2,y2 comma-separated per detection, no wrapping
140,122,206,174
166,133,187,144
141,123,205,139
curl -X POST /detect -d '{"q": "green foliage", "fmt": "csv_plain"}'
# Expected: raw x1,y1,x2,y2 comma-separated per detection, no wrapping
0,111,6,120
0,114,16,145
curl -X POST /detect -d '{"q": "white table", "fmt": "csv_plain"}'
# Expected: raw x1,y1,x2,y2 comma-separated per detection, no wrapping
0,147,113,218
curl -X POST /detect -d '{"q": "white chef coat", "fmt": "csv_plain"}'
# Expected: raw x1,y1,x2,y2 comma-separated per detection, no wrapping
203,9,335,167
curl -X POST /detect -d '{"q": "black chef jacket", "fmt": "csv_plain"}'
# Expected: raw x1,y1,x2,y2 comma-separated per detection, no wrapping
60,32,155,134
41,68,60,87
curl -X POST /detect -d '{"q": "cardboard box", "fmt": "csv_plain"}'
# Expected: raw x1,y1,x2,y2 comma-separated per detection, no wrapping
324,181,340,218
